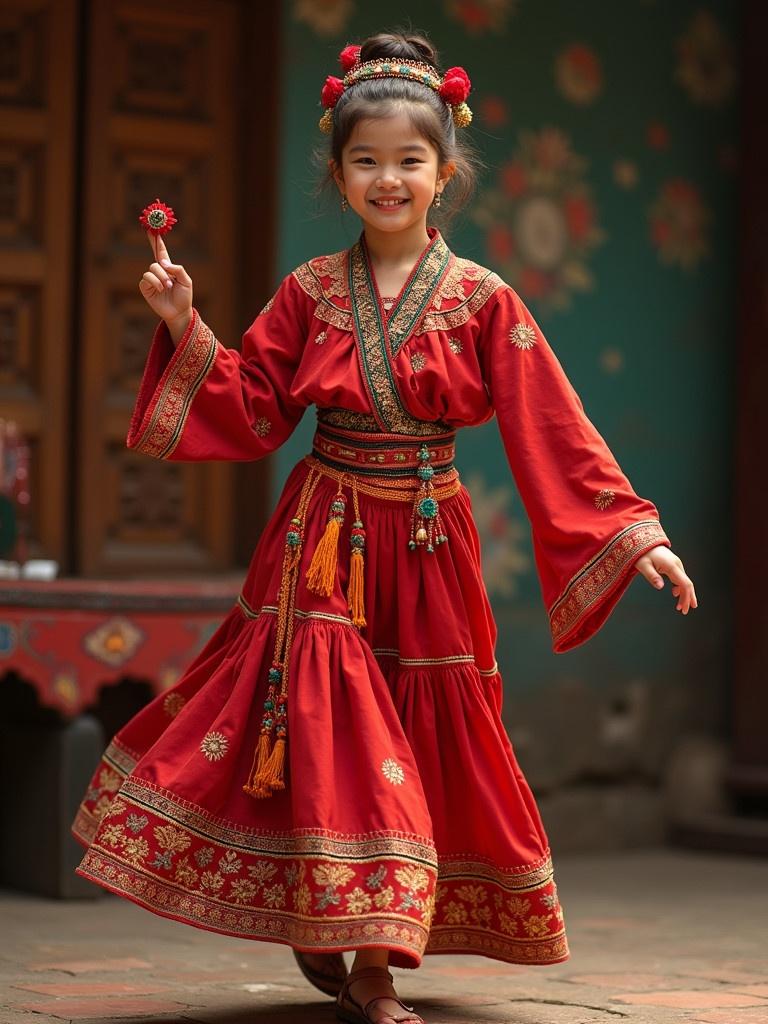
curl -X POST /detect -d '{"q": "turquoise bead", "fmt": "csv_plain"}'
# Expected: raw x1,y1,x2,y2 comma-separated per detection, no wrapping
417,464,434,481
418,496,438,518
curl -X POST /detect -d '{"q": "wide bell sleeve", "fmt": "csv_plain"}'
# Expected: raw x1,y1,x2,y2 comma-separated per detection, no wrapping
126,271,309,461
477,284,671,653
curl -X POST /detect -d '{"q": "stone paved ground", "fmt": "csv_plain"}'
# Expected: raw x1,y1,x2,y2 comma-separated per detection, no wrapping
0,848,766,1024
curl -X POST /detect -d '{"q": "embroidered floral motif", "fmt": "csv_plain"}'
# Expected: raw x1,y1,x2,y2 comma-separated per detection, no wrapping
410,353,427,372
254,417,271,438
420,271,504,334
509,323,537,350
200,731,229,761
314,330,328,345
432,257,487,307
311,252,350,299
447,336,463,354
163,692,186,718
594,488,616,510
381,758,405,785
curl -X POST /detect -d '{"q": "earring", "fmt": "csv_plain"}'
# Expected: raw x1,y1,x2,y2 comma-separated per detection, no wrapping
340,194,349,212
432,192,442,208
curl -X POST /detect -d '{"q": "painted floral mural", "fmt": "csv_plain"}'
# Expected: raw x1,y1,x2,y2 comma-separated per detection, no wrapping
676,10,736,108
463,473,530,598
292,0,354,36
555,44,603,105
471,128,606,312
444,0,517,34
649,178,712,270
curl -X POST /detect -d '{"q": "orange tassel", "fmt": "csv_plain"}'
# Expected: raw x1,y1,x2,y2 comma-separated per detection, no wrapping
243,731,274,798
347,548,366,628
261,736,287,791
306,489,346,596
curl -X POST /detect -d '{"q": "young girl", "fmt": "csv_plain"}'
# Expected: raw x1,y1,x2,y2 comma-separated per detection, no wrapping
72,30,697,1024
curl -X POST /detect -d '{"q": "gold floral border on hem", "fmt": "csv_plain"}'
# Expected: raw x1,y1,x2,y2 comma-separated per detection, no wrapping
76,849,431,963
425,928,569,964
549,519,670,648
128,309,219,459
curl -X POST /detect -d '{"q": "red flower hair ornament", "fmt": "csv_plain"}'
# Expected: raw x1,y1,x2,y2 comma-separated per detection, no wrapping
318,44,472,133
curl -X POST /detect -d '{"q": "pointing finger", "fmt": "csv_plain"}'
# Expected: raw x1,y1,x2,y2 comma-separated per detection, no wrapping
146,230,171,264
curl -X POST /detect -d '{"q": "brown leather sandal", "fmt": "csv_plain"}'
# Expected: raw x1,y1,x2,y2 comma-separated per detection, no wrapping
292,948,348,997
335,965,425,1024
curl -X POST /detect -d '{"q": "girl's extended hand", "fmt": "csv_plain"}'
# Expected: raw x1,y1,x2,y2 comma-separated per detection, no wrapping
138,230,193,324
634,545,698,614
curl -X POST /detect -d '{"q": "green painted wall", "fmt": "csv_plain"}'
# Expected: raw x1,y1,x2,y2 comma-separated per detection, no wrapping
269,1,738,718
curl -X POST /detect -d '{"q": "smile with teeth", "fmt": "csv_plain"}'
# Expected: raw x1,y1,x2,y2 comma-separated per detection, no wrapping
371,198,408,207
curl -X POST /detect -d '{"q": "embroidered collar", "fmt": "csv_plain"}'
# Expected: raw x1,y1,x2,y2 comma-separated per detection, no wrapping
347,227,454,433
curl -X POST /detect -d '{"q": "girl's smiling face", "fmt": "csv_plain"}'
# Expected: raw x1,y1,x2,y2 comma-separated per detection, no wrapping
331,109,455,233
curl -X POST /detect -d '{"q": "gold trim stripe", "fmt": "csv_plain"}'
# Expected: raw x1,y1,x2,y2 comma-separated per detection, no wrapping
549,519,670,647
236,598,499,675
130,310,219,459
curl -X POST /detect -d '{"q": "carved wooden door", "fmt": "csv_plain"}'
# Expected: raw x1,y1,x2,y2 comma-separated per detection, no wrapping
0,0,77,564
78,0,242,575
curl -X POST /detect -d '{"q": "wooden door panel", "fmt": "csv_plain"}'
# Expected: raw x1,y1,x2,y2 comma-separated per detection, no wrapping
0,0,77,563
78,0,238,576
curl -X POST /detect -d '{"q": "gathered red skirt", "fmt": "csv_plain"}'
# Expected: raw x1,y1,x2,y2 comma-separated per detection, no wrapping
72,451,569,969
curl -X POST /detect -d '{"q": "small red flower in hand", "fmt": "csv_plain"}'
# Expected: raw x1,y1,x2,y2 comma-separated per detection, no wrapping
139,198,177,234
139,198,177,260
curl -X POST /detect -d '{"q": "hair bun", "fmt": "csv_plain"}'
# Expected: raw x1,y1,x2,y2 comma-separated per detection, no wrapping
360,30,440,70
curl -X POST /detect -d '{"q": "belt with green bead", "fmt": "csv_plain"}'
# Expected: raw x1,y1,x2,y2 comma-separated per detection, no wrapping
310,422,457,553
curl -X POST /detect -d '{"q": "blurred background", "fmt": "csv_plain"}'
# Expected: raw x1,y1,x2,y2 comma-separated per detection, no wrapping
0,0,764,898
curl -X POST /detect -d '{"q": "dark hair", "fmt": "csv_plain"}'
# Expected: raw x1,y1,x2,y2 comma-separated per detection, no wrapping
312,29,484,234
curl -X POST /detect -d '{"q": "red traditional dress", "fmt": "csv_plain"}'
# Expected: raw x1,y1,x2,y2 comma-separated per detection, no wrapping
72,226,669,969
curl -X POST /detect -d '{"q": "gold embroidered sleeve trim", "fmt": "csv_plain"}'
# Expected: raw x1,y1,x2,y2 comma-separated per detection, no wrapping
128,308,218,459
549,519,670,649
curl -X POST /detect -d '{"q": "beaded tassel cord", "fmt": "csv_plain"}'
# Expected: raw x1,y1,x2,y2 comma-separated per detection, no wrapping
409,444,448,553
244,467,321,799
346,476,366,628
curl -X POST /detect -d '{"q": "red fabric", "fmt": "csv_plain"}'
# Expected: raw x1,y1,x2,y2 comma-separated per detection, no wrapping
74,227,671,968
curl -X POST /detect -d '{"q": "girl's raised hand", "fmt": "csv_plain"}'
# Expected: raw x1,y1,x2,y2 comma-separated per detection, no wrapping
634,545,698,614
138,230,193,324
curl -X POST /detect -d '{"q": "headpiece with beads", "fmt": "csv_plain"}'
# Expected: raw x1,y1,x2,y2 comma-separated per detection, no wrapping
318,43,473,134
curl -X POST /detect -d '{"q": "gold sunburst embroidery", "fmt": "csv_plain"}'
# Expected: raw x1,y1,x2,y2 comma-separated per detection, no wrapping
410,353,427,372
200,732,229,762
447,336,463,354
594,488,616,510
163,693,186,718
509,324,537,350
255,417,271,437
381,758,405,785
314,330,328,345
